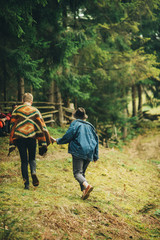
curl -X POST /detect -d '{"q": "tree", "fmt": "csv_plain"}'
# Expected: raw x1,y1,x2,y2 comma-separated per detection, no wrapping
0,0,47,101
80,0,160,122
1,0,160,141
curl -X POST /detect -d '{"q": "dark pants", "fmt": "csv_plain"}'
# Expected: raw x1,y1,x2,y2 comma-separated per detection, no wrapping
0,120,10,135
72,155,90,191
16,138,37,187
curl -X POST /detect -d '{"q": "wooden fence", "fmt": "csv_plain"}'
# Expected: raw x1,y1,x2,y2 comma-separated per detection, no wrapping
0,101,75,126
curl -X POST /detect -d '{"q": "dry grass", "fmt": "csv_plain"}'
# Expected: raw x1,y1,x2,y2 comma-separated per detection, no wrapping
0,128,160,240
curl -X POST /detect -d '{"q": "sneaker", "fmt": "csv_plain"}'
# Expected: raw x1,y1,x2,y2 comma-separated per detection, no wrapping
81,185,93,200
31,174,39,187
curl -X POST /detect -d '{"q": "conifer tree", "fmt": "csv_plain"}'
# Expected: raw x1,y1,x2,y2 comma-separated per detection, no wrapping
0,0,47,100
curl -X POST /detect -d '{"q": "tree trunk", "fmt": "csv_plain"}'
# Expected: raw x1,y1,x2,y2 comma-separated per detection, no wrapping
122,108,128,140
30,85,33,94
137,84,143,119
62,5,67,28
48,80,55,103
74,97,77,110
47,80,55,126
132,85,136,117
18,77,25,101
3,61,7,101
56,85,64,126
66,97,70,108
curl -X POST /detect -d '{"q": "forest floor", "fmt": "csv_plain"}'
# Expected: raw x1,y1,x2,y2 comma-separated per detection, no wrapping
0,127,160,240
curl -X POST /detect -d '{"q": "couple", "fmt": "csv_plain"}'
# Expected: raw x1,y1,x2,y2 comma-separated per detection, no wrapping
9,93,99,200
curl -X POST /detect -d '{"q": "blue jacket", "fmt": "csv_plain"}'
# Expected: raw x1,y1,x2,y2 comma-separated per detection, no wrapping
56,119,99,161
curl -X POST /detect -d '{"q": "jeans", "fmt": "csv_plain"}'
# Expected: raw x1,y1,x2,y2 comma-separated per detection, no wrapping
72,155,90,191
16,138,37,186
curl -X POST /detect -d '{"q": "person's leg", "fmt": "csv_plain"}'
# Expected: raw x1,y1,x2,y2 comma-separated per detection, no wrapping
0,122,8,136
7,120,11,133
27,138,36,174
72,156,90,191
4,120,9,133
72,156,93,200
80,160,90,191
72,155,86,191
27,138,39,186
0,122,3,136
16,138,29,189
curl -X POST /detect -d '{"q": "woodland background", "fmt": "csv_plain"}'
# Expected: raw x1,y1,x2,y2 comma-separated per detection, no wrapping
0,1,160,239
1,0,160,142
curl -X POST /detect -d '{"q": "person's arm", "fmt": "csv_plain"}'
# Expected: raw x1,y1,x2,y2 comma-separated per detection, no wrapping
0,118,6,125
6,112,12,120
0,113,10,125
36,108,53,145
8,114,18,156
56,122,76,145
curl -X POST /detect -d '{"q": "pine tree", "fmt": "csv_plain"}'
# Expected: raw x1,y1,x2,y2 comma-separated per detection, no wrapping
0,0,47,100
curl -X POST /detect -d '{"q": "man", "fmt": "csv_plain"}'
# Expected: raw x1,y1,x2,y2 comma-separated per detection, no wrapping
53,107,99,200
9,93,53,189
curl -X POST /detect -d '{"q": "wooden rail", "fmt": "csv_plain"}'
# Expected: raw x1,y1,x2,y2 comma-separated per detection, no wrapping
0,101,74,126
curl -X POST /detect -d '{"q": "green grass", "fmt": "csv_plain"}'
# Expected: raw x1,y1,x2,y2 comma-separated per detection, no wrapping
0,127,160,240
47,126,68,138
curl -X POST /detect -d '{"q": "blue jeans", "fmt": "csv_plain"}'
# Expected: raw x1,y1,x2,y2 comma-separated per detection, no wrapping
16,138,37,186
72,155,90,191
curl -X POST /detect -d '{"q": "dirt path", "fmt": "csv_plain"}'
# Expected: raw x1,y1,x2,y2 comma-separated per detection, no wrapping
125,132,160,157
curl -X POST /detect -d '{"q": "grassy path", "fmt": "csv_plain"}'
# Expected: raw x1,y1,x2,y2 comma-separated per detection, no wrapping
0,129,160,240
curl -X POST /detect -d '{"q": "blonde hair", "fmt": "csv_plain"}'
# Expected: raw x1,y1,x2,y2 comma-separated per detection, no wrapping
23,93,33,103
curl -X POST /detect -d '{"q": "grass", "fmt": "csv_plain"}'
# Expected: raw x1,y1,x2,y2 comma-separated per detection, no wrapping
0,127,160,240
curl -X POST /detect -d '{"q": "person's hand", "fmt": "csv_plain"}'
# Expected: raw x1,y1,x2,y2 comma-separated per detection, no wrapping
8,146,16,156
1,118,6,125
39,146,47,156
50,137,57,144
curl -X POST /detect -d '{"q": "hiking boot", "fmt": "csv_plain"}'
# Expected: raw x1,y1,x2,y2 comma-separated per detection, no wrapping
81,185,93,200
31,174,39,187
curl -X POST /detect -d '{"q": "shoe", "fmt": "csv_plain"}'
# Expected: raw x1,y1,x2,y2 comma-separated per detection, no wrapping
81,185,93,200
24,185,29,190
31,174,39,187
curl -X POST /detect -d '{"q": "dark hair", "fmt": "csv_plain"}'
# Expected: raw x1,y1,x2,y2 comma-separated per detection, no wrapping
73,107,88,120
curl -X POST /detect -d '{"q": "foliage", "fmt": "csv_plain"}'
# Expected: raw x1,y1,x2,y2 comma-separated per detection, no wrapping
0,0,48,99
9,48,44,88
0,0,160,135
